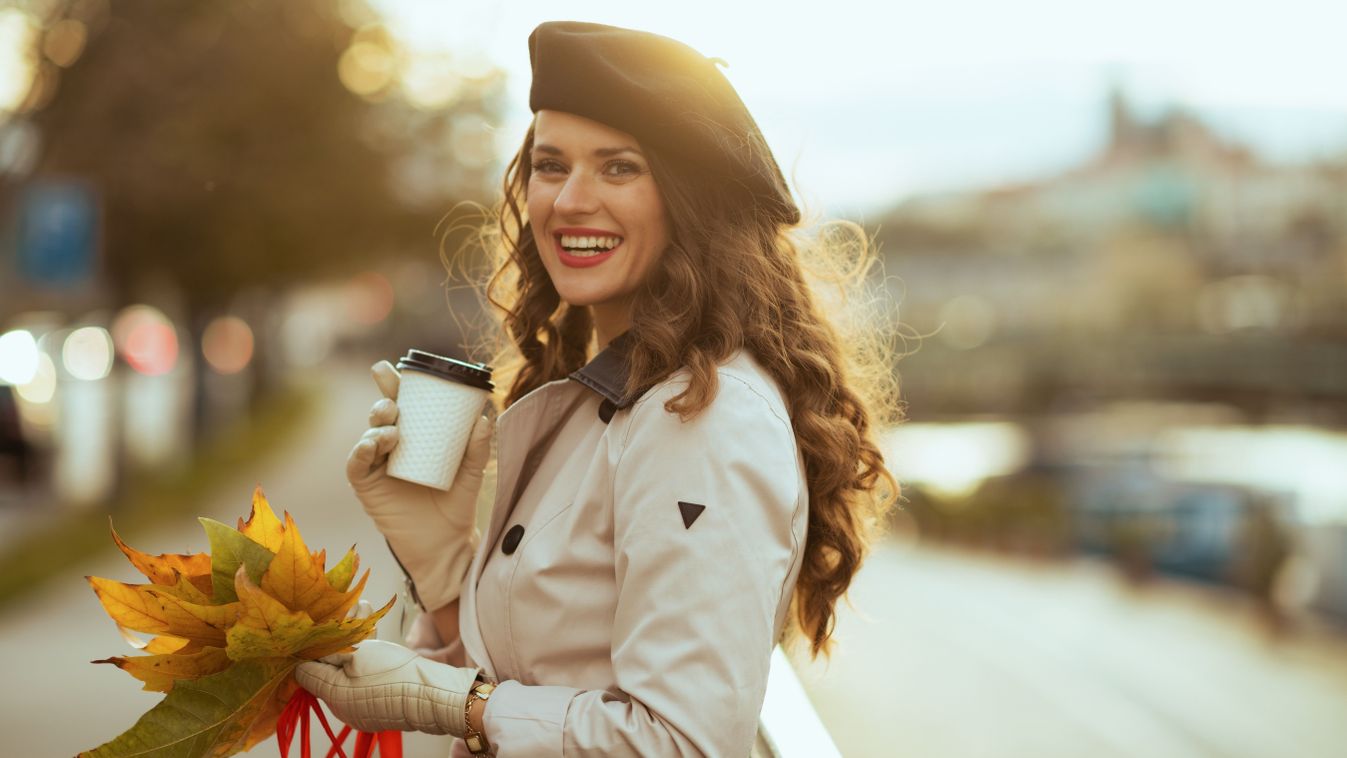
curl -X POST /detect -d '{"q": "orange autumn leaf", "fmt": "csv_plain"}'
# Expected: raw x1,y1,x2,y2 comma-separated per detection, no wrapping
94,645,233,693
260,510,367,623
143,635,200,655
228,566,393,662
227,565,319,660
88,576,238,645
258,511,328,613
111,523,214,596
84,486,395,757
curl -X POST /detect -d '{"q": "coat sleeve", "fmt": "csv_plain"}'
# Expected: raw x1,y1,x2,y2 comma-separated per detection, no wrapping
481,374,805,757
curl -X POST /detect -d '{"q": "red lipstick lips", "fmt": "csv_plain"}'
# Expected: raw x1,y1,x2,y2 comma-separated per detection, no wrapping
553,227,623,269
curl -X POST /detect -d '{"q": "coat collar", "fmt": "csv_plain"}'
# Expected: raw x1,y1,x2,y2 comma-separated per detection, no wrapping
567,329,643,421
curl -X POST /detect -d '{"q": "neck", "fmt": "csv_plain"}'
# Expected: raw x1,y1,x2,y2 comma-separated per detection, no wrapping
590,300,632,353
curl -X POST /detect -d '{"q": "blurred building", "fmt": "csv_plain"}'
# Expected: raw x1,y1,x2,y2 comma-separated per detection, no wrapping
874,84,1347,418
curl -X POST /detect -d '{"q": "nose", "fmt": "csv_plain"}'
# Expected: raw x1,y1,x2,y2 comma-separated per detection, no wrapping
553,171,600,217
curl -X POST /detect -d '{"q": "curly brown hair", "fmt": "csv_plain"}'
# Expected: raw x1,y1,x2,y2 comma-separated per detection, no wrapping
445,118,904,659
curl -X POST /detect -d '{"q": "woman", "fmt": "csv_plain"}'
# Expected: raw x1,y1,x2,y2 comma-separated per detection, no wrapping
297,20,901,757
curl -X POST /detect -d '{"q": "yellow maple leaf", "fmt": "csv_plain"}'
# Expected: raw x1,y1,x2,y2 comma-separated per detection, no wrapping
88,576,238,645
228,565,393,662
84,486,396,757
259,508,369,623
259,510,329,613
236,486,285,553
143,635,199,655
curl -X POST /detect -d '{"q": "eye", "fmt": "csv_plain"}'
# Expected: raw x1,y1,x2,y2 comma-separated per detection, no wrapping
604,160,642,177
531,159,565,175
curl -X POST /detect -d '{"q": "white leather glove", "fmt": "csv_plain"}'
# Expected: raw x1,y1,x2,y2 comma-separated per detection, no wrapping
348,360,493,612
295,639,482,736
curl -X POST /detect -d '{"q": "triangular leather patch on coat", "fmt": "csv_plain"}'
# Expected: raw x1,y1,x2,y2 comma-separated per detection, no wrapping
678,501,706,529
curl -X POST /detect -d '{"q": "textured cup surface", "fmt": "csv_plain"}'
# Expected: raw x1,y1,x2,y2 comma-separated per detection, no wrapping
387,370,490,490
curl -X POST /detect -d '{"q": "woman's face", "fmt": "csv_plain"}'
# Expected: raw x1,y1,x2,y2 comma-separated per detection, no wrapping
527,110,671,318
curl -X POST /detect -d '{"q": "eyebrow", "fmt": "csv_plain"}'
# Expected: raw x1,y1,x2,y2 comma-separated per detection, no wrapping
532,143,645,159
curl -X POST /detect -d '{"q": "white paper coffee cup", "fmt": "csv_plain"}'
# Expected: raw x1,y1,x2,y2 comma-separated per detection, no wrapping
386,349,494,491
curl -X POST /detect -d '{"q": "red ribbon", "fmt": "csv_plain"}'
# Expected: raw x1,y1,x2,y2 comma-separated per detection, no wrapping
276,689,403,758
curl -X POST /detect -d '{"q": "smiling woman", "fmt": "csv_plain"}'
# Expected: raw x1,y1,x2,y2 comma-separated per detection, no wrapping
300,19,902,758
525,110,671,348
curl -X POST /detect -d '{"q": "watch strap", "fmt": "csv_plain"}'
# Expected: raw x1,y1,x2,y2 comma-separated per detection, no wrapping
463,679,497,755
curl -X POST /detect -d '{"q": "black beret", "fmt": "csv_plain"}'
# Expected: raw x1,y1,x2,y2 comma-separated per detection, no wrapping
528,20,800,225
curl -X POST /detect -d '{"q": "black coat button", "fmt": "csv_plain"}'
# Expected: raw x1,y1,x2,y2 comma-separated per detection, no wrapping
501,524,525,555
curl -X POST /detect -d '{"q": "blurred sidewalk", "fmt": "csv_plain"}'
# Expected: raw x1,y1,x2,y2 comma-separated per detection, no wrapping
0,357,450,757
795,541,1347,757
6,357,1347,757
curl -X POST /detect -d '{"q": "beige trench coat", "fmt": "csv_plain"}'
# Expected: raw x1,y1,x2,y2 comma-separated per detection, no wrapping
405,331,808,757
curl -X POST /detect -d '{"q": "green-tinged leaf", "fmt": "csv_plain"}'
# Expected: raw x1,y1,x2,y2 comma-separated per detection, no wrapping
226,566,316,661
294,594,396,660
156,572,214,605
229,565,394,662
199,519,274,604
87,487,389,757
94,646,232,693
78,657,298,758
324,547,358,592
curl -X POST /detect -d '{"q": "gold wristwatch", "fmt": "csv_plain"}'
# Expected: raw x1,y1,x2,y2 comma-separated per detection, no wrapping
464,677,497,756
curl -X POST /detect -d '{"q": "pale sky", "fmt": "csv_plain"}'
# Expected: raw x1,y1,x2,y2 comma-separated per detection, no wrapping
366,1,1347,215
2,1,1342,215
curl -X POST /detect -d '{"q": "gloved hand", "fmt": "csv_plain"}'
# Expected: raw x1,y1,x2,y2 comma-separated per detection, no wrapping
295,639,482,736
348,360,493,612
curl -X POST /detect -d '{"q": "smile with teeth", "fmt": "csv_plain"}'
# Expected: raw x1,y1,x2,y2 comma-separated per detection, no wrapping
558,234,623,257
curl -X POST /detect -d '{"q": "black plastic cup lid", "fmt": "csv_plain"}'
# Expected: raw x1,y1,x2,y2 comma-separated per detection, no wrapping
395,349,494,391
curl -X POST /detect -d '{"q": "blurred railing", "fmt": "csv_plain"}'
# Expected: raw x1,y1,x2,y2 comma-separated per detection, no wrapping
754,646,842,757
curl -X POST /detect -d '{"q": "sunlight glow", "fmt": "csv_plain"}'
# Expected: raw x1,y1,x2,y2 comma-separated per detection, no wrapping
0,8,37,112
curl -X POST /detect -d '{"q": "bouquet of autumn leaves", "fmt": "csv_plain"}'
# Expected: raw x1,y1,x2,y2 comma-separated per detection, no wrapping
79,487,396,757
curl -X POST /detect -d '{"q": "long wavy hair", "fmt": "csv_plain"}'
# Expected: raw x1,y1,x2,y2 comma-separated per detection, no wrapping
444,117,904,659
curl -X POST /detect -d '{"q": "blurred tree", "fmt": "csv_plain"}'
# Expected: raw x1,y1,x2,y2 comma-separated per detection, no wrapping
23,0,505,311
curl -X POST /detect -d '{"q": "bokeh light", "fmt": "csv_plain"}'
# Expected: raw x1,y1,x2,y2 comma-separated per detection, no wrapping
346,271,395,325
399,52,463,110
111,305,179,376
338,25,399,99
61,326,113,381
882,422,1032,498
42,18,88,68
16,351,56,403
0,7,37,112
202,316,255,375
0,328,39,385
938,295,998,350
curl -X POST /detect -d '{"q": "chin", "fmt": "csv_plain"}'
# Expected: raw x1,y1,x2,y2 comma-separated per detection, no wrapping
555,290,611,308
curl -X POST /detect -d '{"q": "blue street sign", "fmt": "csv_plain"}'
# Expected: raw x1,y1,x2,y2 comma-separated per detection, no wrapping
16,179,99,288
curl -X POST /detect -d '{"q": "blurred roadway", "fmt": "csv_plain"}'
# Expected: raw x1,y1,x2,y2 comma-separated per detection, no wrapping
794,543,1347,757
5,357,1347,757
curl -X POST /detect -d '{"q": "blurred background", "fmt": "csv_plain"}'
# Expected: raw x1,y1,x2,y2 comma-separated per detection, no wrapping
2,0,1346,756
